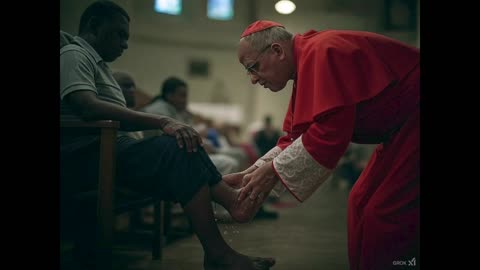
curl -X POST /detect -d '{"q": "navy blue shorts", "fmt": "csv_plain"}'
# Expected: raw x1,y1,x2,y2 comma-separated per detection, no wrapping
60,135,222,206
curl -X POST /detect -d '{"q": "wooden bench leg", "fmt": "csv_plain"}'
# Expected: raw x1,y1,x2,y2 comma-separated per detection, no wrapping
152,201,164,260
96,127,117,269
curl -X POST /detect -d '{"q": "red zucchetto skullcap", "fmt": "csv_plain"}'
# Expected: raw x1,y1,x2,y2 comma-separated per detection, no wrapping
240,20,284,38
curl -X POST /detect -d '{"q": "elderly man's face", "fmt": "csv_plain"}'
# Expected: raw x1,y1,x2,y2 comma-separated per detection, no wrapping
93,13,129,62
237,40,289,92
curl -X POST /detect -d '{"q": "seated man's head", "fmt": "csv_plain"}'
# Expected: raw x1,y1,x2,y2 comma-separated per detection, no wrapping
78,0,130,62
113,71,136,108
161,77,188,111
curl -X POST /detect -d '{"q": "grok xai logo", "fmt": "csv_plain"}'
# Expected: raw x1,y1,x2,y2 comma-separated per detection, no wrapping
392,257,416,266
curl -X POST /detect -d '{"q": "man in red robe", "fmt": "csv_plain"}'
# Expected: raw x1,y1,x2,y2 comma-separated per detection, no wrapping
225,20,419,270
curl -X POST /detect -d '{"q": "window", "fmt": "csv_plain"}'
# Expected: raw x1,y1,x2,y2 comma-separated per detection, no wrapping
188,59,210,78
154,0,182,15
384,0,417,31
207,0,234,20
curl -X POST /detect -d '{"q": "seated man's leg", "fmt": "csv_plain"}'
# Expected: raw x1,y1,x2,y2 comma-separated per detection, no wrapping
116,136,274,269
208,153,239,221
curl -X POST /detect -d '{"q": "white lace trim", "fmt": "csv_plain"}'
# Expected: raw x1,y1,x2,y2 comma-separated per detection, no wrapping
273,135,332,202
254,146,282,168
252,146,285,197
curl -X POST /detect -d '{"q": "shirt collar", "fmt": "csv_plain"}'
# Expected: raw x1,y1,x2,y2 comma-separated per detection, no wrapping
73,36,104,64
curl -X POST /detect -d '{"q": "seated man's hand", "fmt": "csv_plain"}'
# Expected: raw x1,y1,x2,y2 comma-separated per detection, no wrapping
163,120,203,152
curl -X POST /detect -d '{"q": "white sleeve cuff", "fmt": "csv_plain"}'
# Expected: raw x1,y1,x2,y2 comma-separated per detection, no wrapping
254,146,282,168
273,135,332,202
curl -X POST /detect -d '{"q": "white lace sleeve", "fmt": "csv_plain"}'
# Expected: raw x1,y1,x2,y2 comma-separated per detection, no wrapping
254,146,282,168
272,135,333,202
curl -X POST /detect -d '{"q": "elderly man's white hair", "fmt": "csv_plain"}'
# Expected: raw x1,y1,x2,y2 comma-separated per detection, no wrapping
240,26,293,52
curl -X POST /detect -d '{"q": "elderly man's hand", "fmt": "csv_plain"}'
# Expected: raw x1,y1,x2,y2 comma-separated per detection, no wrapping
223,164,260,188
223,172,246,189
163,120,203,152
238,161,278,202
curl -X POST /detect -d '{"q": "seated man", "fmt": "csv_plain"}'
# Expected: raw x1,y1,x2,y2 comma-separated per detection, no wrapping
60,1,273,269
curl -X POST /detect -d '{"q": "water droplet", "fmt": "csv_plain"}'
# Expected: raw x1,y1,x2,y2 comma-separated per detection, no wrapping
223,231,228,235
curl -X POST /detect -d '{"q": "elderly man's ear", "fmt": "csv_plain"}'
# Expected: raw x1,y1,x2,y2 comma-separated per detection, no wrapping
271,43,286,59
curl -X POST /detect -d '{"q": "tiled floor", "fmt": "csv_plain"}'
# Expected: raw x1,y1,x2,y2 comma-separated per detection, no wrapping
61,181,351,270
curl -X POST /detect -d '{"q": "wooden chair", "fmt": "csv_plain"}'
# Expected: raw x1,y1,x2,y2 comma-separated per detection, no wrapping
60,120,164,269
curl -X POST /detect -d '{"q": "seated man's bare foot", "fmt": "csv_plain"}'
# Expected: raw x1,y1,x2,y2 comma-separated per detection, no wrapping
228,189,266,223
204,252,275,270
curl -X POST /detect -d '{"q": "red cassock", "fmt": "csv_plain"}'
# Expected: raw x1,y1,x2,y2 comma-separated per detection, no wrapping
271,30,419,270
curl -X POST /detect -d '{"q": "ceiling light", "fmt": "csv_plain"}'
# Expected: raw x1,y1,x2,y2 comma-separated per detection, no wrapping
275,0,296,15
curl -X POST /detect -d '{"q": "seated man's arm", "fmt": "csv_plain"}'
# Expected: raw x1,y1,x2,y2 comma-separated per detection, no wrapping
65,91,204,151
64,90,172,132
61,47,178,132
61,47,201,151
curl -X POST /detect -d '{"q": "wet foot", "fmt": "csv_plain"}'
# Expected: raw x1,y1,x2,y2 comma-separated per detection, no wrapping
227,189,266,223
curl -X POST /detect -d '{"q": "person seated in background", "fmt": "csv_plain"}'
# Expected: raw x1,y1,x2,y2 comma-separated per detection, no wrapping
112,71,144,140
250,115,283,219
217,122,254,169
141,77,192,128
60,2,274,269
253,115,282,158
141,76,241,175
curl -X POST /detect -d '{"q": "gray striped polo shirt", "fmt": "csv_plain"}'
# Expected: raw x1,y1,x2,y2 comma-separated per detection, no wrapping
60,35,127,152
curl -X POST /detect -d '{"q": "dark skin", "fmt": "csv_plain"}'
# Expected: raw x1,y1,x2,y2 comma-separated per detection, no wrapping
166,85,188,112
66,13,202,152
63,11,274,269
